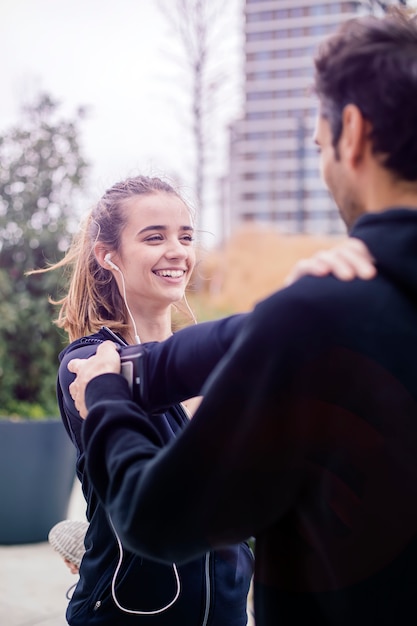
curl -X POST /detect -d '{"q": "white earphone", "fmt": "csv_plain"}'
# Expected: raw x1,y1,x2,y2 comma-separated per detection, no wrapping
104,253,120,272
104,253,141,344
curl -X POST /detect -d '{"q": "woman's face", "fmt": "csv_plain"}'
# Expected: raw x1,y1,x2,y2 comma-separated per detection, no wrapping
112,192,196,310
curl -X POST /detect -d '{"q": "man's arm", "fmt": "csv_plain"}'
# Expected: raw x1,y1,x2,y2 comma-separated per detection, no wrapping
67,314,248,418
69,237,376,417
74,238,376,561
80,284,318,563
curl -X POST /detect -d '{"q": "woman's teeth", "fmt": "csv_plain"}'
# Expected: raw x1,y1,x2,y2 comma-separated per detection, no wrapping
154,270,185,278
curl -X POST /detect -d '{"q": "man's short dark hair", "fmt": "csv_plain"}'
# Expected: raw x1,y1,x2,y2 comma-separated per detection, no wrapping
314,8,417,181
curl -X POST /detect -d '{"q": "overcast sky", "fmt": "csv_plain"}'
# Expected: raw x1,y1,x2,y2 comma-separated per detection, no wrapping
1,0,416,241
0,0,243,240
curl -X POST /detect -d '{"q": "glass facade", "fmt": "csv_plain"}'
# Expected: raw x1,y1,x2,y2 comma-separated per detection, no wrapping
228,0,359,235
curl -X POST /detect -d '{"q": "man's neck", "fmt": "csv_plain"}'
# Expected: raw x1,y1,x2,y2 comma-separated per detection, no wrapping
362,167,417,214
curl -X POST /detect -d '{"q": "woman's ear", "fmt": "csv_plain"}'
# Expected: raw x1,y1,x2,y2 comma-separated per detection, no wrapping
94,243,112,270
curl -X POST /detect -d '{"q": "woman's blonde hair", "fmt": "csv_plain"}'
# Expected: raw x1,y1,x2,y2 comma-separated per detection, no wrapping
41,175,193,342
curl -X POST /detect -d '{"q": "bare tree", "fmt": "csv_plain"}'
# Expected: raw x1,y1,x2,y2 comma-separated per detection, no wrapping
157,0,242,230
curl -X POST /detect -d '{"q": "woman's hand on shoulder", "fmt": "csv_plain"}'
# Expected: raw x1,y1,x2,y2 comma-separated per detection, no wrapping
68,341,121,419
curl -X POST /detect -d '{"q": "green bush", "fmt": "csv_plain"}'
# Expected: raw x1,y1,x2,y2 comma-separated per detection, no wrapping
0,401,55,421
0,93,89,418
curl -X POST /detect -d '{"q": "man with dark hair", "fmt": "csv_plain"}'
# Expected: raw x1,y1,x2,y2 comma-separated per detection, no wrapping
69,8,417,626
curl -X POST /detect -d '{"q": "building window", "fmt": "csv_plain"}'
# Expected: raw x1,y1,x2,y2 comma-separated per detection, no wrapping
306,189,331,199
241,171,272,181
247,23,338,44
247,87,307,100
247,70,271,80
310,4,327,16
246,67,314,81
242,190,330,202
303,169,320,178
247,50,273,61
243,192,272,201
247,31,276,42
244,129,295,140
246,111,272,120
292,28,304,38
310,24,329,35
276,49,289,58
246,11,275,22
247,91,273,101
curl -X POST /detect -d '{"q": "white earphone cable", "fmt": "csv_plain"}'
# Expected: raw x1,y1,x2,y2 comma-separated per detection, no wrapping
117,268,141,344
108,516,181,615
183,294,197,325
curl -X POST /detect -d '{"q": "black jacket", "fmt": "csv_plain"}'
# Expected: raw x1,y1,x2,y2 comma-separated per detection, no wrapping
82,209,417,626
58,315,253,625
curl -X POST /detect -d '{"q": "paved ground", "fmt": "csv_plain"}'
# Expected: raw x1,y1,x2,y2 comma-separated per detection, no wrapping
0,480,86,626
0,480,255,625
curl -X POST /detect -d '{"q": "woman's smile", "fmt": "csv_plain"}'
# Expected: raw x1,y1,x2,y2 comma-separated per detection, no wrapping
153,268,187,280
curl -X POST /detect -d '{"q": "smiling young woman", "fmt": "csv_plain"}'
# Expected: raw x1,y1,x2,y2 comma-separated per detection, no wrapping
93,190,196,343
40,175,254,626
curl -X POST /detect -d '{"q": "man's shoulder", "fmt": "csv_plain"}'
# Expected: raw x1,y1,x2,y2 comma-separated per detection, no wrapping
241,274,381,351
256,273,369,318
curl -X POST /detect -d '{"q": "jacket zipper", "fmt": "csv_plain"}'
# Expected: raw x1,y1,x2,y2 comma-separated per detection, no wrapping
201,552,211,626
176,403,212,626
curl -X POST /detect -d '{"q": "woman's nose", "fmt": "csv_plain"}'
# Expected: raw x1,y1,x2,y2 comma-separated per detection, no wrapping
165,239,188,259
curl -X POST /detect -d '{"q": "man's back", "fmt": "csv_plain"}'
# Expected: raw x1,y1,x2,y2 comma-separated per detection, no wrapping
251,209,417,624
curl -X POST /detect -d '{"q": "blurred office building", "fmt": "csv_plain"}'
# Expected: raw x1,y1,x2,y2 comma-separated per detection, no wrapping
227,0,362,236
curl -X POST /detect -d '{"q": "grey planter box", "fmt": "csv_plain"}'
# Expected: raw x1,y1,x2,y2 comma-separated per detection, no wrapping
0,419,76,544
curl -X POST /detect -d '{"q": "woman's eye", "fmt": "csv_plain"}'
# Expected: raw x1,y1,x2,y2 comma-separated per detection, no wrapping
145,235,163,242
181,235,194,243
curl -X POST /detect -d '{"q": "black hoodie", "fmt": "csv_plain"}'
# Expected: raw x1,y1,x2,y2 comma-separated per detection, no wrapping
57,314,253,625
82,209,417,626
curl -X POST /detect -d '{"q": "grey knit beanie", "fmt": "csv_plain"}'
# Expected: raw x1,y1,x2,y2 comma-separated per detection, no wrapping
48,519,89,568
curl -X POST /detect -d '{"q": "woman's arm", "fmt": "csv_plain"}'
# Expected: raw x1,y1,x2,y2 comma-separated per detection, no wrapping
59,342,105,452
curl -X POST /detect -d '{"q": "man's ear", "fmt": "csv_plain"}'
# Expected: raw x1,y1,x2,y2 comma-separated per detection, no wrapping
340,104,371,167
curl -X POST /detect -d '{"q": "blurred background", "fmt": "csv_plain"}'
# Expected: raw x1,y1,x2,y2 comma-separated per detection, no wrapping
0,0,414,418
